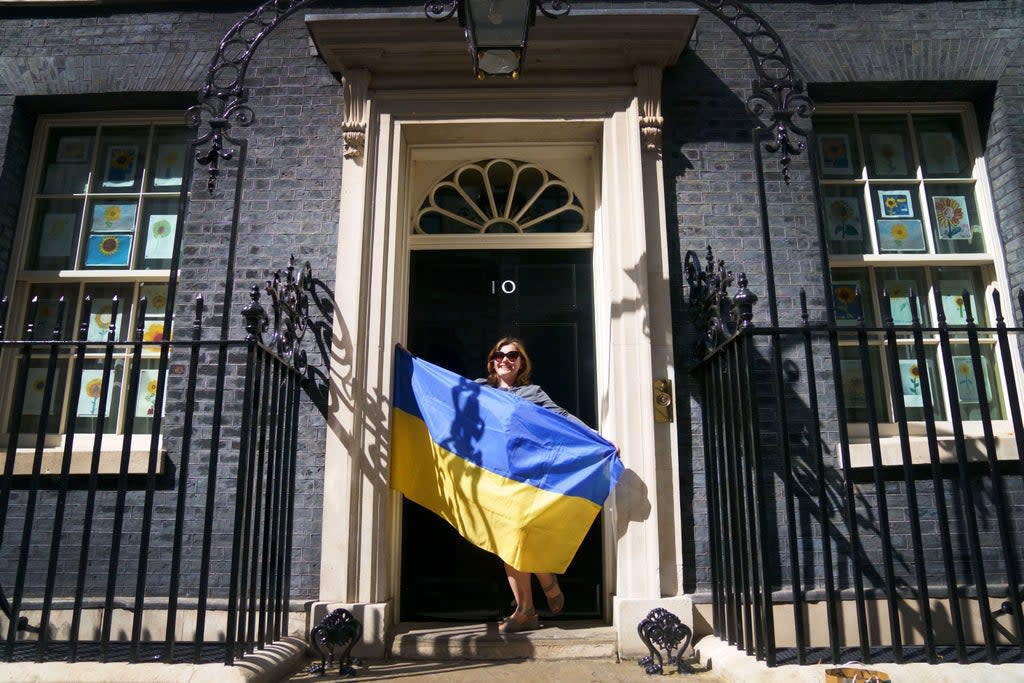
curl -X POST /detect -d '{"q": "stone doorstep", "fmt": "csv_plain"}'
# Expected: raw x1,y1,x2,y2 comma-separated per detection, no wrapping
389,621,618,661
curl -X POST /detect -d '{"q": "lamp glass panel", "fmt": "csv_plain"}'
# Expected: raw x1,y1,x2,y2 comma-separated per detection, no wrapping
466,0,531,47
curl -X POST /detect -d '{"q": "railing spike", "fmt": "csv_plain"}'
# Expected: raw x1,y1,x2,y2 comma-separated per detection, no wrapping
992,289,1004,326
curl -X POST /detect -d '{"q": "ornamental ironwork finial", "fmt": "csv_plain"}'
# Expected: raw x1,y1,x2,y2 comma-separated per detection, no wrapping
187,0,318,192
684,245,758,359
264,255,313,371
689,1,813,183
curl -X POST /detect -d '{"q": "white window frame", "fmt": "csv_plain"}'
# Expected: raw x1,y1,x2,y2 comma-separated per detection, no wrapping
819,102,1023,466
0,111,188,474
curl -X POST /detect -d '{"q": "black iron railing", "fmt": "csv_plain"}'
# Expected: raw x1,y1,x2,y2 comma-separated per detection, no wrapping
689,251,1024,667
0,286,304,665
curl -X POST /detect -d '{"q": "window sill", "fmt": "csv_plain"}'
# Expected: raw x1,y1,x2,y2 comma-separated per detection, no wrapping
0,442,165,476
843,423,1018,468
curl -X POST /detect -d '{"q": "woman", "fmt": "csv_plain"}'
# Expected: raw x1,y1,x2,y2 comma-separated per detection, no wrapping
476,336,582,634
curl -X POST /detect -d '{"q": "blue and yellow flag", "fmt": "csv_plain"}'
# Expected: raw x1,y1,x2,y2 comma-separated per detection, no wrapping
390,346,623,573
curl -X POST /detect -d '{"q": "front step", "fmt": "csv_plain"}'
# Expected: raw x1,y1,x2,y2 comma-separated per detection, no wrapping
390,621,618,661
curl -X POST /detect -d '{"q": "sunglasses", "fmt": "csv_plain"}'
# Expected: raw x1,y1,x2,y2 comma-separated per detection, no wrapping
492,350,521,362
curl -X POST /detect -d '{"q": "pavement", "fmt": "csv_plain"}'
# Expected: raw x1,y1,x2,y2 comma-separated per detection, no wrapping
283,657,725,682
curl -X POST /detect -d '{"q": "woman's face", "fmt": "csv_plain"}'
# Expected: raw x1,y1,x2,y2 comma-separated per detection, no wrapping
493,343,523,386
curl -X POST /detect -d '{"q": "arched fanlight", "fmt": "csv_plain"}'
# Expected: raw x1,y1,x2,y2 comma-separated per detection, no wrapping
424,0,571,79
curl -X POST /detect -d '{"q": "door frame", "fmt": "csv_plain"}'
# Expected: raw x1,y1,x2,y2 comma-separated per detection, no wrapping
318,86,684,653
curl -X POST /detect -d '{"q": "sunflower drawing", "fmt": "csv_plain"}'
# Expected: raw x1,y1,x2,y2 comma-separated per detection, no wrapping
110,149,134,170
934,196,966,238
85,377,103,398
906,364,921,394
833,284,860,321
889,222,909,245
151,219,171,238
143,323,164,343
99,236,120,256
103,205,122,226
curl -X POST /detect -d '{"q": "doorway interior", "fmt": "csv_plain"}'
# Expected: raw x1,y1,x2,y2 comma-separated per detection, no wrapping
400,247,602,622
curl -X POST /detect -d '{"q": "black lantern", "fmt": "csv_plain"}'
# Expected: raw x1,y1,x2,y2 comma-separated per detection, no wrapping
425,0,570,79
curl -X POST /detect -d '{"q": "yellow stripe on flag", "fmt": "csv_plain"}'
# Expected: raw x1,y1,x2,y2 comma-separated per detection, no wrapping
391,407,601,573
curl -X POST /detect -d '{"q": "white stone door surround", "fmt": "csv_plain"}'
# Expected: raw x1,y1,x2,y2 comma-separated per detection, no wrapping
306,7,698,657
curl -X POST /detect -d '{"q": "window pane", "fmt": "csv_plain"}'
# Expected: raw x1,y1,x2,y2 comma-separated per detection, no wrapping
147,127,189,192
870,184,925,253
934,266,988,326
925,183,984,253
27,199,83,270
93,127,147,193
138,198,177,268
822,187,869,255
39,128,94,195
915,115,970,178
14,359,67,434
25,284,77,340
894,345,945,421
814,115,861,178
84,198,138,269
948,344,1003,420
82,284,132,342
862,116,915,179
839,346,888,423
876,267,929,326
831,269,873,325
137,283,169,345
73,359,123,434
130,358,163,434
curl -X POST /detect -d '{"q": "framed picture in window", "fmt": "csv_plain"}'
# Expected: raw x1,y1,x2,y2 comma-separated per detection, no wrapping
77,369,116,418
869,133,909,176
21,368,50,415
939,279,976,325
91,202,137,232
898,359,934,408
144,214,176,260
152,144,185,187
920,131,962,175
818,134,854,176
932,195,972,240
56,136,91,163
37,212,76,259
86,299,127,341
832,281,863,324
102,144,138,188
136,369,162,418
877,219,925,252
85,234,133,267
951,356,990,404
881,279,920,325
824,196,863,242
878,190,913,218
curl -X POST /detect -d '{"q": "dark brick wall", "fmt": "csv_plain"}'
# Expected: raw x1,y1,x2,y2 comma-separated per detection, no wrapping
0,3,345,604
667,1,1024,595
1,0,1023,615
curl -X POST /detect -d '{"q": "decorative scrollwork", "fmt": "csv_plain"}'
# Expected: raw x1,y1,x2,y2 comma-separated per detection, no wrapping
424,0,458,21
308,608,363,677
689,1,814,183
637,608,693,675
265,255,313,371
240,255,313,371
187,0,318,192
685,245,758,360
537,0,571,19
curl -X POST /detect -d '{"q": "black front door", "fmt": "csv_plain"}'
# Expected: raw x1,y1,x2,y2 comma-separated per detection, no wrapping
401,248,601,621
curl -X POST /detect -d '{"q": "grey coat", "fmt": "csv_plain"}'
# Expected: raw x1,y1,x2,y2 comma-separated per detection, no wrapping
475,378,588,429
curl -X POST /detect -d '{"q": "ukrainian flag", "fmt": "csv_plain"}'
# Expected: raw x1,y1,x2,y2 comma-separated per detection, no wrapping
391,345,623,574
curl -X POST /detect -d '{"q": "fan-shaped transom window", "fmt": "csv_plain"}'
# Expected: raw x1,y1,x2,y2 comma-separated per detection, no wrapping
415,159,589,235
